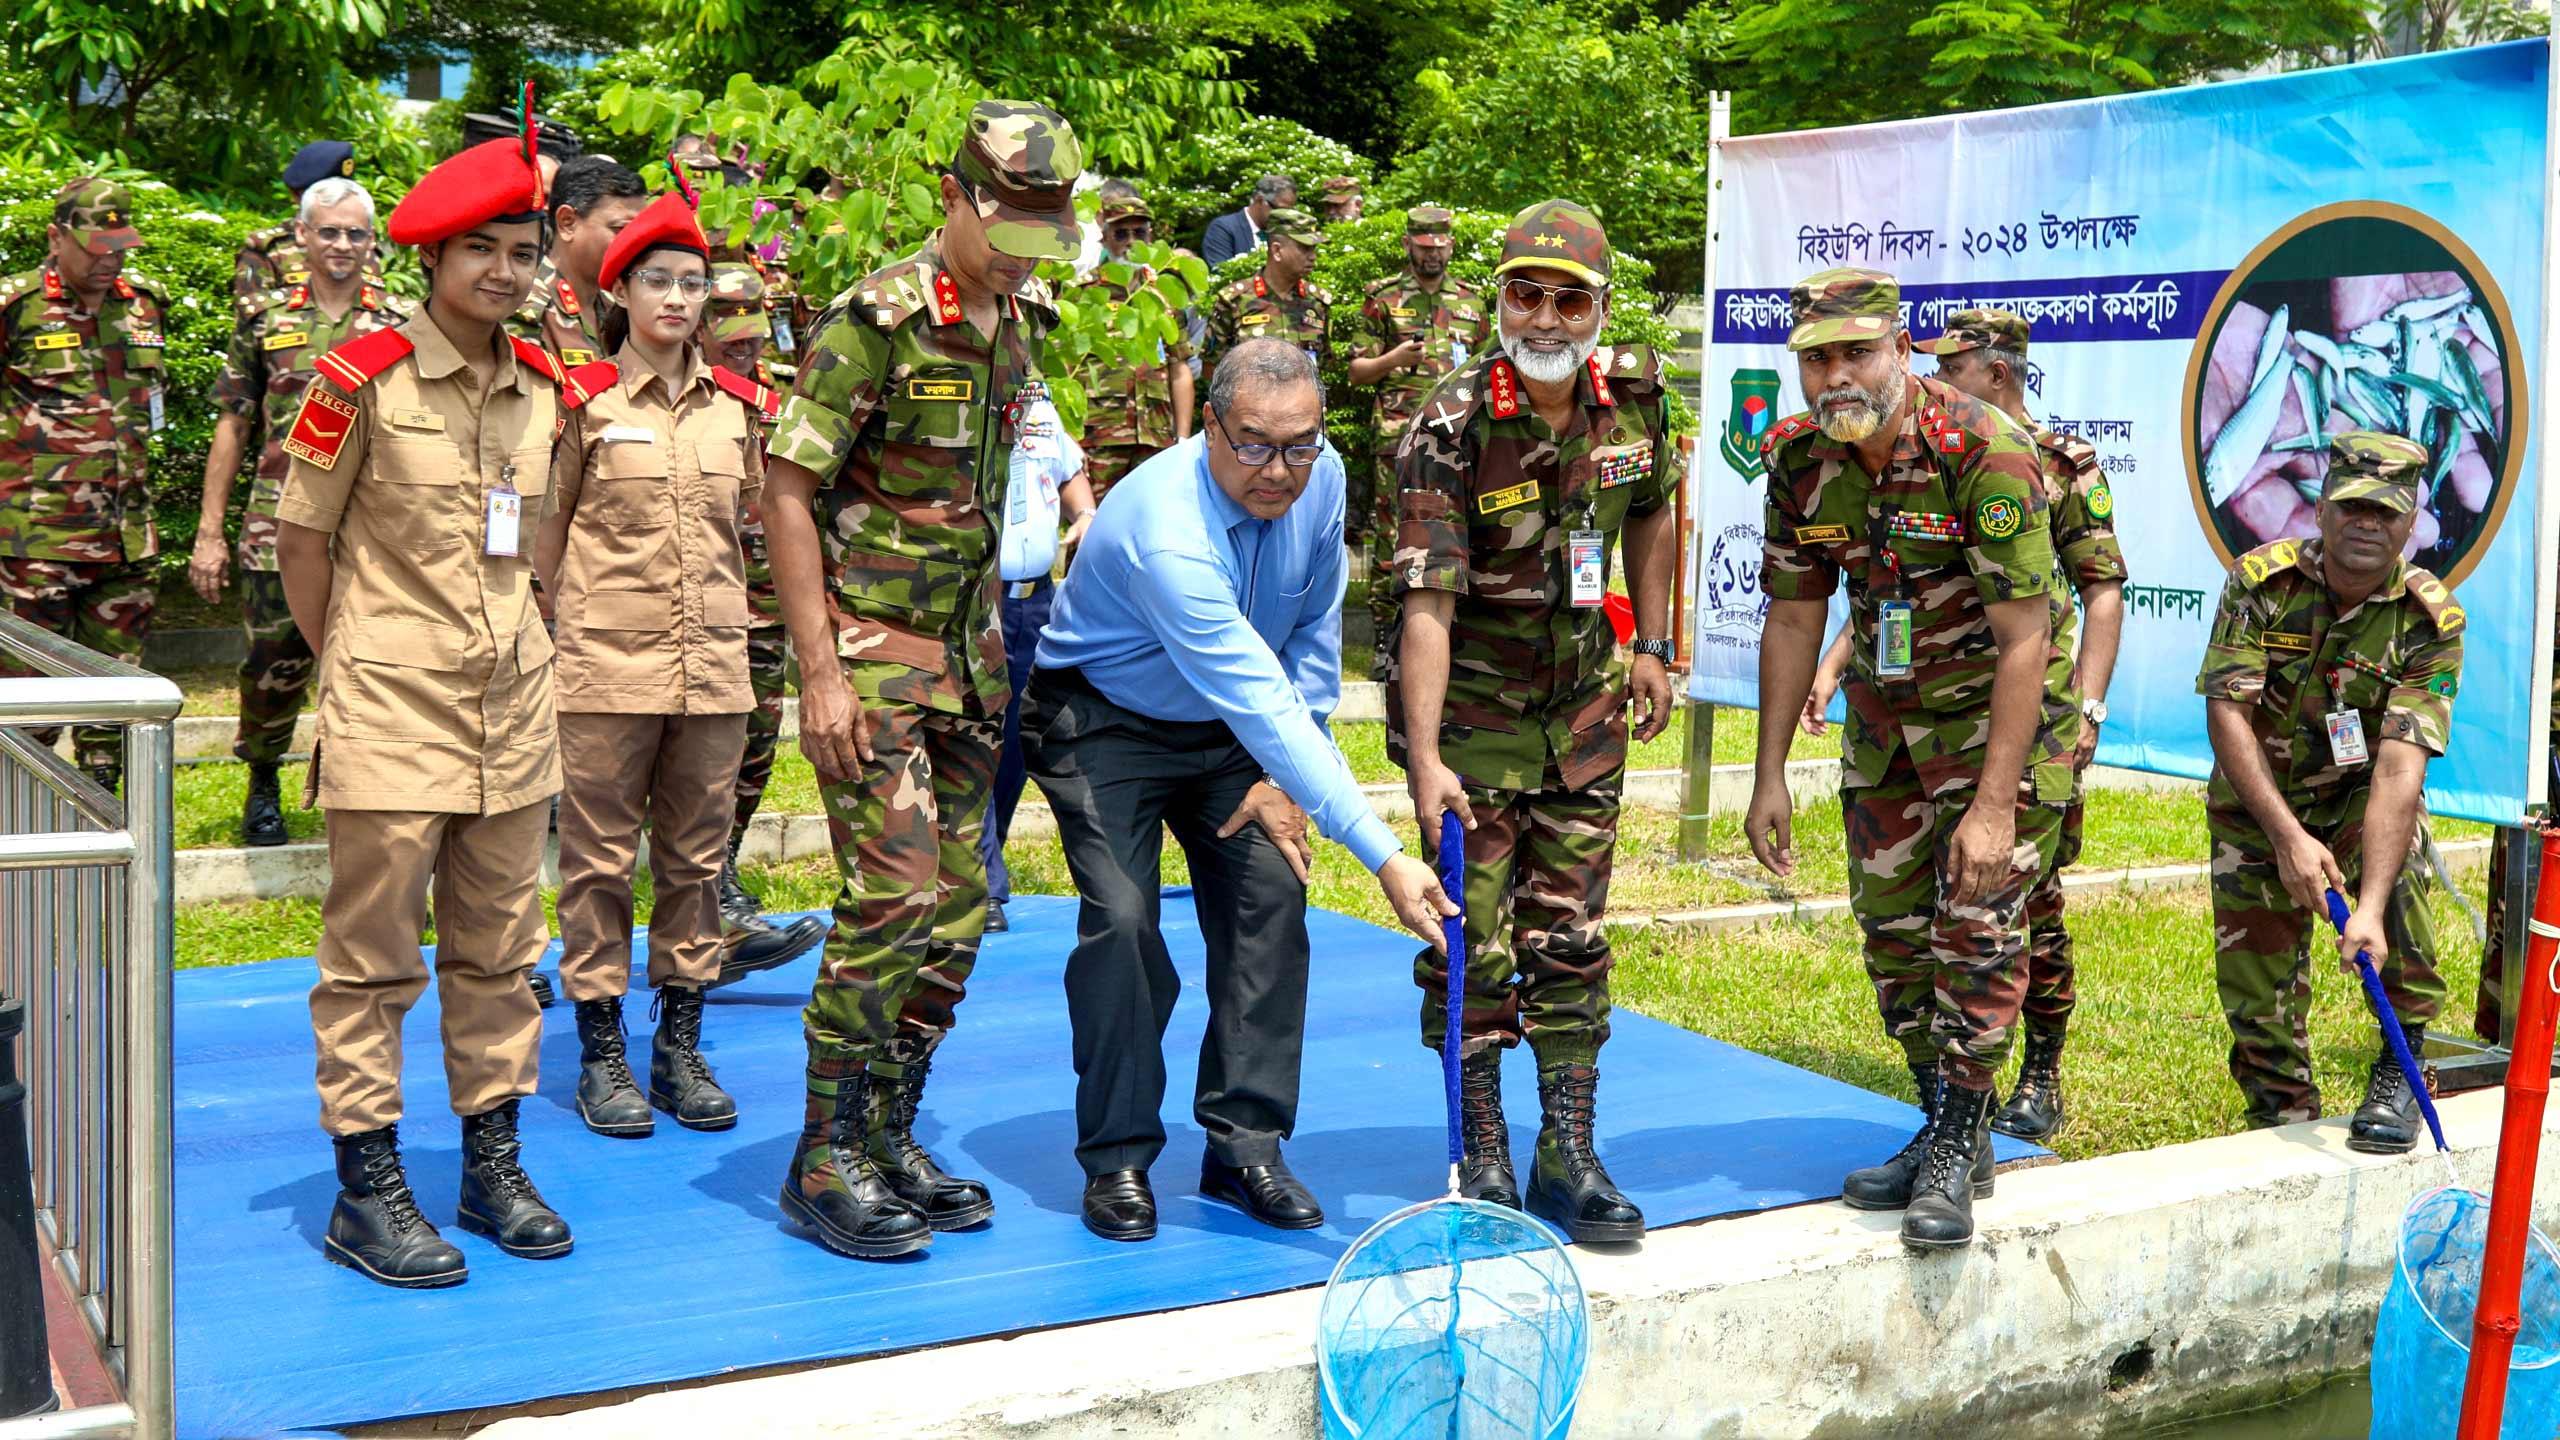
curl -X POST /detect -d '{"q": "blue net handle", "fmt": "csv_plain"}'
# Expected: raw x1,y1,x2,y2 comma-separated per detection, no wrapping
1439,812,1468,1181
2325,887,2451,1154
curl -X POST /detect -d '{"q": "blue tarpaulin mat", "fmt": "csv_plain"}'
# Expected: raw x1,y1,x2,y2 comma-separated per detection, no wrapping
171,894,2042,1438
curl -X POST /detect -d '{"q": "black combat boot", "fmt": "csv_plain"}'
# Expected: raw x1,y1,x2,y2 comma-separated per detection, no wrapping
2349,1024,2432,1155
456,1100,573,1259
529,971,555,1008
572,996,653,1138
324,1126,466,1288
780,1056,933,1258
649,985,737,1131
1902,1081,1996,1249
865,1036,994,1230
709,910,826,991
241,763,289,847
1524,1063,1644,1243
1844,1062,1994,1210
1993,1030,2067,1142
717,833,763,930
1458,1047,1519,1207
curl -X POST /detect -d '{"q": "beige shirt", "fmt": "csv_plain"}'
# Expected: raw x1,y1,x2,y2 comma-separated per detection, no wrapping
277,312,562,814
549,346,762,714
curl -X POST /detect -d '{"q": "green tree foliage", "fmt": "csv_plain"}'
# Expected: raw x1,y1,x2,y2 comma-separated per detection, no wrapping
1728,0,2368,135
1389,0,1722,294
1223,0,1480,161
1143,115,1375,252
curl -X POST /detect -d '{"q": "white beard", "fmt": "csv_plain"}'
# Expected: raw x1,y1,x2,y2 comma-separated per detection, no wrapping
1505,332,1596,384
1816,369,1904,443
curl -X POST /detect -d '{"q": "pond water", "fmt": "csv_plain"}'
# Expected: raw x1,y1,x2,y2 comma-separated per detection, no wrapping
2141,1373,2372,1438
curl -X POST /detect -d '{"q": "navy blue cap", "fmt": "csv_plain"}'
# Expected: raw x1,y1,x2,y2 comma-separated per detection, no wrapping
285,141,356,193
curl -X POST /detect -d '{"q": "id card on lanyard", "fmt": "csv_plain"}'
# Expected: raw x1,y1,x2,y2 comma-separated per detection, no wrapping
1569,530,1606,608
485,462,523,557
1870,511,1912,678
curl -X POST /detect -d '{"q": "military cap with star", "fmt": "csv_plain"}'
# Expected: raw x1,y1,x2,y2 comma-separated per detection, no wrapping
2322,430,2430,514
1097,192,1153,224
951,99,1084,261
1786,267,1901,351
1494,199,1610,288
706,263,772,343
1404,204,1455,237
1322,175,1362,199
1915,307,2031,357
1263,207,1325,247
54,178,142,255
285,140,357,193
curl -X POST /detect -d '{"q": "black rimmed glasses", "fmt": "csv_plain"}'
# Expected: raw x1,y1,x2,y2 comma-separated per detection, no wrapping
1211,413,1322,469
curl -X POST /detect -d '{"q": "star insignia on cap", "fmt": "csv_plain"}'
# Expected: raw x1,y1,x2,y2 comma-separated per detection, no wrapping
1534,234,1565,248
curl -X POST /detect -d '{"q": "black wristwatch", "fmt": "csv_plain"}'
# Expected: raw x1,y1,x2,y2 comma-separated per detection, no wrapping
1631,639,1675,663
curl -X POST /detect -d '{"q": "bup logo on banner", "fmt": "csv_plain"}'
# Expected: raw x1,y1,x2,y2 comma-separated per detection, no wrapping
1720,368,1781,478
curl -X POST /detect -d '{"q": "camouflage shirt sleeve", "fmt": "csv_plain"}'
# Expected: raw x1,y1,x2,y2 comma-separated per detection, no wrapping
1957,436,2057,605
1629,354,1676,519
1357,289,1391,361
766,308,891,483
2381,576,2465,753
274,377,368,533
211,303,263,420
2044,434,2128,589
1758,437,1838,602
2195,570,2268,704
1390,389,1473,598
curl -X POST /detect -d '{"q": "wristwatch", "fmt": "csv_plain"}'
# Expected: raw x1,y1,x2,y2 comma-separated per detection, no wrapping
2081,696,2109,726
1632,639,1675,664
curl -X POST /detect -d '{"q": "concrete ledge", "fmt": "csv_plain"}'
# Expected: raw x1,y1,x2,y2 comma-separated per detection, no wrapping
449,1091,2560,1439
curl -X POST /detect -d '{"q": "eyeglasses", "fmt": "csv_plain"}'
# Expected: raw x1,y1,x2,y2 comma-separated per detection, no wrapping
308,226,374,245
1211,413,1322,469
630,268,711,300
1500,277,1601,324
1107,222,1152,241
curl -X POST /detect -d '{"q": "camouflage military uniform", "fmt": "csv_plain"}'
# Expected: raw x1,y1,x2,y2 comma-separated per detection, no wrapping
2197,514,2460,1128
1202,267,1331,381
706,263,795,843
505,257,610,370
212,279,406,764
0,191,165,780
769,234,1055,1064
1359,210,1489,659
1762,282,2080,1091
1073,268,1188,502
232,225,387,304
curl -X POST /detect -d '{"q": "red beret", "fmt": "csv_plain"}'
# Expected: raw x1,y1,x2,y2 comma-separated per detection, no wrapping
598,191,709,293
387,136,547,248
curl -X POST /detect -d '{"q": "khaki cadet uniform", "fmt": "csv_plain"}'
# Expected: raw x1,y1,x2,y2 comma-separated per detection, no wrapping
277,316,567,1136
2196,433,2460,1133
550,348,769,1000
212,279,407,766
506,257,610,369
1202,208,1331,379
0,181,164,785
1358,204,1488,651
1388,198,1660,1244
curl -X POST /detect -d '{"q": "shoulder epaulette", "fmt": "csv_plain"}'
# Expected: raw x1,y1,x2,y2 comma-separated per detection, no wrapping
2403,565,2466,637
247,225,293,254
853,256,939,331
509,335,566,386
1760,412,1820,458
1596,344,1663,397
1417,352,1503,438
0,270,44,312
2234,537,2305,587
712,365,781,418
1362,274,1402,298
1916,401,1983,459
1308,282,1333,306
560,360,619,410
311,327,416,390
113,273,165,304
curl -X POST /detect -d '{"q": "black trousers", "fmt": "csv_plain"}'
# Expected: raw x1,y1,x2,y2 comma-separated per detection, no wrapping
1023,669,1312,1178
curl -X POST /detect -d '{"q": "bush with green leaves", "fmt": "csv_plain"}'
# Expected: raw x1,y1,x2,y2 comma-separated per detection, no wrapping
0,159,271,583
1140,114,1374,253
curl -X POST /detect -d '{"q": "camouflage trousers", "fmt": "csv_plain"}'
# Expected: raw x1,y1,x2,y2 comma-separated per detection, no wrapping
731,624,789,839
2208,798,2444,1129
1844,743,2067,1091
1344,440,1375,546
1086,444,1151,506
233,568,314,765
0,556,155,777
1414,764,1619,1067
2017,782,2086,1036
1365,451,1399,668
805,698,1002,1065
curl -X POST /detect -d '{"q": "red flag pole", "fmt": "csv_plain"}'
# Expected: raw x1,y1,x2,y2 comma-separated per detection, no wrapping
2457,829,2560,1437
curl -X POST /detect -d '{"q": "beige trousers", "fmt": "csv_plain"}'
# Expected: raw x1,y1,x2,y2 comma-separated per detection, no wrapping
554,711,747,1002
310,802,550,1135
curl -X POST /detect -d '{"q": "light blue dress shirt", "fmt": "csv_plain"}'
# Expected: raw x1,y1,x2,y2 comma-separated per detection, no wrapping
1037,434,1402,872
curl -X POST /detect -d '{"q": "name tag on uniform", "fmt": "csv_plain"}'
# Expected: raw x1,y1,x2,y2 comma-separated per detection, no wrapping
283,269,309,284
30,332,79,351
601,424,654,444
559,347,597,367
388,408,446,432
2327,709,2370,767
1478,480,1539,516
1877,599,1914,678
1388,305,1418,318
2262,632,2314,654
907,377,975,403
264,331,310,351
1794,523,1851,544
1239,314,1271,329
1569,530,1605,608
486,471,523,558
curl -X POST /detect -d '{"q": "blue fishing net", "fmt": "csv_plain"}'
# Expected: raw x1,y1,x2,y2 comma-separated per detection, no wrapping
2371,1187,2560,1439
1314,814,1589,1439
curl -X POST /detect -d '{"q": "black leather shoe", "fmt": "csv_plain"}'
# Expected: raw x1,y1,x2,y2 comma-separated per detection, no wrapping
2350,1024,2431,1155
1200,1154,1323,1230
709,913,826,990
325,1126,467,1289
456,1100,573,1259
241,763,289,847
985,897,1009,933
1082,1169,1156,1242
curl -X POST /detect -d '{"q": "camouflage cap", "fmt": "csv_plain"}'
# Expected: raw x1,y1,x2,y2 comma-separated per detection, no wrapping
1263,207,1324,247
2322,429,2429,514
951,99,1083,261
1097,192,1152,225
1914,307,2030,357
55,177,142,255
1321,175,1362,198
705,262,772,343
1404,204,1455,238
1493,199,1610,288
1787,267,1901,351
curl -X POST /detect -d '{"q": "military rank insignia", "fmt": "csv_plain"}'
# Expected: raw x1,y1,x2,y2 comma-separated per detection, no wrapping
1974,495,2024,540
283,387,359,469
1487,360,1521,419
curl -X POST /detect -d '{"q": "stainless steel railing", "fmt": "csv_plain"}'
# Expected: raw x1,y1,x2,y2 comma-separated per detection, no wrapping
0,613,178,1440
